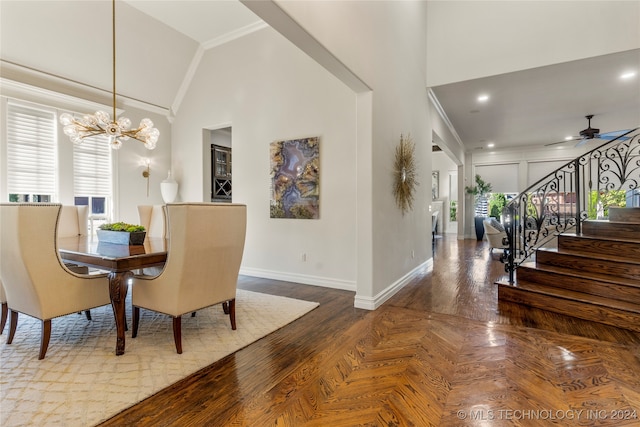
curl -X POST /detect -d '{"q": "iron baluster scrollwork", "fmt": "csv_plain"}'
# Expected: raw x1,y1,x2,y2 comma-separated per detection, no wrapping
503,128,640,283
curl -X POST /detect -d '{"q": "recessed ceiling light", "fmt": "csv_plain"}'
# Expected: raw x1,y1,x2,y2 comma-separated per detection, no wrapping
487,143,495,148
621,71,637,80
477,94,489,102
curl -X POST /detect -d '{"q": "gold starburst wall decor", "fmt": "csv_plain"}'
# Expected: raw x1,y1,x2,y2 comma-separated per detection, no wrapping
393,134,419,215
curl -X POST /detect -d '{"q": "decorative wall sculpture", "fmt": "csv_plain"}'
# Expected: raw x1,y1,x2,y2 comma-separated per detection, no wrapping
392,134,419,215
270,137,320,219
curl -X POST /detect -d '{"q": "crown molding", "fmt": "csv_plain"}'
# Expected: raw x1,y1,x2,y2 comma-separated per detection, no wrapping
1,60,170,118
202,21,268,51
0,78,119,115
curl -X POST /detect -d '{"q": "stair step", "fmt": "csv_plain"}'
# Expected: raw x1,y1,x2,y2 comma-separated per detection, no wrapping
497,280,640,332
516,264,640,304
581,220,640,240
536,248,640,280
609,207,640,224
558,233,640,261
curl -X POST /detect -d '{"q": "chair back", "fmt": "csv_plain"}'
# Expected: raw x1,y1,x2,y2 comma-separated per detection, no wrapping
58,205,89,237
0,203,108,319
0,278,6,304
137,205,167,238
134,203,246,316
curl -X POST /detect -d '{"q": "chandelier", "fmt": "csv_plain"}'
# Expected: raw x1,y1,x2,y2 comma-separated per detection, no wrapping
59,0,159,150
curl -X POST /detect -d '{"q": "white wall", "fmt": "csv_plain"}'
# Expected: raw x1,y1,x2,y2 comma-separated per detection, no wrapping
172,28,358,290
272,1,432,307
426,1,640,87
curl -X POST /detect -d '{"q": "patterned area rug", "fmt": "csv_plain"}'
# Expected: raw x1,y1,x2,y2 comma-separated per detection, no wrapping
0,290,319,426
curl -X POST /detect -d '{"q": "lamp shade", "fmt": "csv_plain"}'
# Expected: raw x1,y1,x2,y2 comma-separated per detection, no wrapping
160,171,178,203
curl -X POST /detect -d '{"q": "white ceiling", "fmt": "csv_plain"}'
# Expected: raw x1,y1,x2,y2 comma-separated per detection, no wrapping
431,49,640,151
126,1,640,151
3,1,639,152
125,0,263,45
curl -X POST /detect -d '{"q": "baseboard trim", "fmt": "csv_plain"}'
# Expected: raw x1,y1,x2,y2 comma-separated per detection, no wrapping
353,259,433,310
239,267,356,292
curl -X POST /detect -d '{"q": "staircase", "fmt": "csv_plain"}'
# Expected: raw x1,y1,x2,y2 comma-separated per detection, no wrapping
497,207,640,332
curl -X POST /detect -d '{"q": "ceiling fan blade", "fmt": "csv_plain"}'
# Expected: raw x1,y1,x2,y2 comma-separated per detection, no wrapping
597,129,632,141
574,137,590,147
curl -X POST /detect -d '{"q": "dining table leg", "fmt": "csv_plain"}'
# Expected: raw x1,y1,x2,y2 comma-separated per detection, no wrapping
108,271,132,356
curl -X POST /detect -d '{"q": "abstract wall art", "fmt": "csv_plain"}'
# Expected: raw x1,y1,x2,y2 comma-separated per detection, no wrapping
270,137,320,219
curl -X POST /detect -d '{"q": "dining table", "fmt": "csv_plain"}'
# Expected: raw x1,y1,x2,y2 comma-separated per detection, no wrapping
58,236,167,355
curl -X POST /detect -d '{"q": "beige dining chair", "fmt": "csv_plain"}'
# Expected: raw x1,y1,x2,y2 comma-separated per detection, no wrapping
132,203,247,354
58,205,92,277
0,280,7,334
0,203,111,359
137,205,167,239
137,205,167,276
58,205,89,237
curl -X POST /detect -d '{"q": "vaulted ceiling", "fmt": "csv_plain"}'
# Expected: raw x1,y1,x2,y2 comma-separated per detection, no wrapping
1,1,638,152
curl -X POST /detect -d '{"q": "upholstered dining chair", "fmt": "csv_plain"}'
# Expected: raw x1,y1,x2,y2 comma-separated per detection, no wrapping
137,205,167,276
0,280,7,334
137,205,167,239
58,205,92,277
132,203,247,354
0,203,111,359
58,205,89,238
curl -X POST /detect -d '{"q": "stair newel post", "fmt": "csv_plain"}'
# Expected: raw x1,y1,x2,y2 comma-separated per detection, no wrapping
574,158,582,235
504,204,516,284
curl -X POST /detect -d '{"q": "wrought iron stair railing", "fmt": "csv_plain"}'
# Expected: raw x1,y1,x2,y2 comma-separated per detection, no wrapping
502,127,640,283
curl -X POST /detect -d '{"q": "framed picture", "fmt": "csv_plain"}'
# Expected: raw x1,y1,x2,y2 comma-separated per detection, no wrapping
432,171,439,200
270,137,320,219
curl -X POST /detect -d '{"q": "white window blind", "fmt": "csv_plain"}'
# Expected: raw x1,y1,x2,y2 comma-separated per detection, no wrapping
475,163,519,193
6,101,57,196
73,134,112,197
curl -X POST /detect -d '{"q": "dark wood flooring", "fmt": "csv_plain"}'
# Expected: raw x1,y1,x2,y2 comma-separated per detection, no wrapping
99,235,640,426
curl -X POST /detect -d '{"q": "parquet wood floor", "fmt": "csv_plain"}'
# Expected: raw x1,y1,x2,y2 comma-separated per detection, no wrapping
100,236,640,426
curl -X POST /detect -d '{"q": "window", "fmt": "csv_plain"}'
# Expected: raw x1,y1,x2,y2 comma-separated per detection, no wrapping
73,133,112,218
6,100,57,202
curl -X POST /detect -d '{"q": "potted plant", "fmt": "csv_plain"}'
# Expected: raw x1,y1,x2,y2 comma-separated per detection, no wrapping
97,222,146,245
465,174,493,240
488,192,507,220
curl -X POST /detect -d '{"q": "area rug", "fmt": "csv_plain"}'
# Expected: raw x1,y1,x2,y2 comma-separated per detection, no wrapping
0,290,319,426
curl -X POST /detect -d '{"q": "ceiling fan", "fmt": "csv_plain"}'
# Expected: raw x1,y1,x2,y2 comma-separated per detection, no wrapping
545,114,630,147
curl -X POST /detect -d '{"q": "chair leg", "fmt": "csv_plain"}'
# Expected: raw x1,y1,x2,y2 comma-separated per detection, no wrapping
0,302,7,334
228,299,236,330
39,319,52,360
84,310,92,321
191,312,196,317
222,301,229,315
132,306,140,338
172,316,182,354
7,310,18,344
